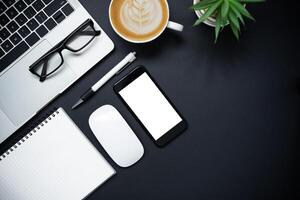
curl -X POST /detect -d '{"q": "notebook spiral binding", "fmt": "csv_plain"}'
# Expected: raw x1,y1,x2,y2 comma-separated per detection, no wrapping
0,108,59,162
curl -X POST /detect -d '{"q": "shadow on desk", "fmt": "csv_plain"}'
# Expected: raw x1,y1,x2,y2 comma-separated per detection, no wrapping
124,31,185,59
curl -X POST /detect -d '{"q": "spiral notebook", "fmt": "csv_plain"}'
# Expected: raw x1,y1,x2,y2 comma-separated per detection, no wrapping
0,108,115,200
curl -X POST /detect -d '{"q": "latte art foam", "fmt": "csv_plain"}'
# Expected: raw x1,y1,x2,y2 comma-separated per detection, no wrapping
122,0,162,35
110,0,169,42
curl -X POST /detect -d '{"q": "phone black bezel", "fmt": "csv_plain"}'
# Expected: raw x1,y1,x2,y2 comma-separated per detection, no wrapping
114,66,187,147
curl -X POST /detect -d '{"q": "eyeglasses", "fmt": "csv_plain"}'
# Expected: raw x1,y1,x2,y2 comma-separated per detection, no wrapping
29,19,101,82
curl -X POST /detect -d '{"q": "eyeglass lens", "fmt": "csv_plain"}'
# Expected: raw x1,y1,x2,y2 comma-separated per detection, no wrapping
66,25,96,52
32,23,97,79
34,52,63,78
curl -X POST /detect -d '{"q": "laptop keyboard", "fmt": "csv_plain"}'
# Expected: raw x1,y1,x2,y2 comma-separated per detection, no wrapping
0,0,74,73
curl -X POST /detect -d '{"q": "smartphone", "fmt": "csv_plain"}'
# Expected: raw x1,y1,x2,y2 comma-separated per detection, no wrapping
114,66,187,147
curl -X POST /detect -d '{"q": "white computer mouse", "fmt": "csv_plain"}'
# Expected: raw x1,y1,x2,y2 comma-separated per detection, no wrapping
89,105,144,168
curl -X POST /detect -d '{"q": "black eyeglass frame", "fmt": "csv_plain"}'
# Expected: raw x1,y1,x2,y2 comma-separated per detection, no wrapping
29,19,101,82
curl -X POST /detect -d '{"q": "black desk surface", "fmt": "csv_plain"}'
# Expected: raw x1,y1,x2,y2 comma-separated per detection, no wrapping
1,0,299,199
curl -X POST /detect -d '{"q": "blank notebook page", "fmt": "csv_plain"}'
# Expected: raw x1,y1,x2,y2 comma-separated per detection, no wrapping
0,108,115,200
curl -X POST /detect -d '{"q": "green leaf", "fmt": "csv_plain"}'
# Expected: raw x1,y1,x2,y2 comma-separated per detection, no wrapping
229,10,240,31
215,12,222,43
238,0,265,3
221,0,230,18
193,0,222,26
191,0,218,10
221,15,228,27
191,3,211,11
229,0,255,20
229,2,245,25
230,22,240,40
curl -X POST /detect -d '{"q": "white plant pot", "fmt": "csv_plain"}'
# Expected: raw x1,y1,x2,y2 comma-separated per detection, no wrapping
193,0,216,27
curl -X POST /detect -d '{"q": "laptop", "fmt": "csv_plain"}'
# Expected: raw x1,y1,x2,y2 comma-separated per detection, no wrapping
0,0,114,143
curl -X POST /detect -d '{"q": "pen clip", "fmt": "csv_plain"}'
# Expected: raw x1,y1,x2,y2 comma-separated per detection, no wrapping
116,60,135,75
116,62,131,75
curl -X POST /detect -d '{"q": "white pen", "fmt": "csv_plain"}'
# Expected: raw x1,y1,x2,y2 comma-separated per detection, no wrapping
72,52,136,109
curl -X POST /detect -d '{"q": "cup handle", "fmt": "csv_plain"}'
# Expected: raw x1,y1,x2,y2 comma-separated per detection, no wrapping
167,21,184,32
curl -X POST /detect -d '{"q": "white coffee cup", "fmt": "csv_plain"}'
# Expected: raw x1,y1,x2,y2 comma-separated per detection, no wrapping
109,0,184,43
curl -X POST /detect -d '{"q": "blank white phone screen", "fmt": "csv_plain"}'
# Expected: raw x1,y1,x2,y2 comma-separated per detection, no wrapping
119,73,182,140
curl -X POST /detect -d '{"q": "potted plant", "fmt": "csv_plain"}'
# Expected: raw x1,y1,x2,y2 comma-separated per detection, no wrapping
192,0,264,42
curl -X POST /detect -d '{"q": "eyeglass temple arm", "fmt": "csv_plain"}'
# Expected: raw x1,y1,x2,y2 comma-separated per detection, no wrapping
78,30,101,36
39,60,49,82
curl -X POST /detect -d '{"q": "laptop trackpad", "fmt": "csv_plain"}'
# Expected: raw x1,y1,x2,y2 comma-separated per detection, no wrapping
0,109,16,142
0,40,76,126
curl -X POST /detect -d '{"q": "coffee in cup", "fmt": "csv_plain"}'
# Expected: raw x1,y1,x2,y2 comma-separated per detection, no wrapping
109,0,183,43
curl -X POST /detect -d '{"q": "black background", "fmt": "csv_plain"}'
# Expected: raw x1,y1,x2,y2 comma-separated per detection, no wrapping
1,0,299,199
